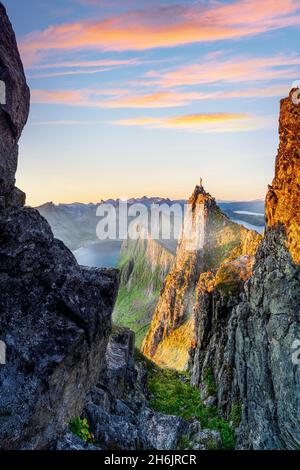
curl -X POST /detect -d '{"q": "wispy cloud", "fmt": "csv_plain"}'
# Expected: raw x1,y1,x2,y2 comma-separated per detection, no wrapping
27,57,150,78
21,0,300,65
28,67,117,79
31,88,135,107
29,58,140,70
31,89,89,106
147,54,300,88
102,91,209,108
112,112,272,133
31,82,289,109
97,84,289,108
27,56,169,78
30,119,102,126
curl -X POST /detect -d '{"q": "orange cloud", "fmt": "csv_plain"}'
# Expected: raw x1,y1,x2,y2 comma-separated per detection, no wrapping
31,88,135,107
112,112,272,133
101,91,209,108
31,89,89,106
21,0,300,65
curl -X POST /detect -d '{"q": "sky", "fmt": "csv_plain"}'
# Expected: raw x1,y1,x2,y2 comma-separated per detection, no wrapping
4,0,300,206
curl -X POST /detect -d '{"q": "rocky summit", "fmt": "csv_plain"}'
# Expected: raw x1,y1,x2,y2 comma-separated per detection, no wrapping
142,184,261,370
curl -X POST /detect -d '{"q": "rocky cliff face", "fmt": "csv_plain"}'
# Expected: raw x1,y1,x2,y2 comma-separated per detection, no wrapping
0,3,29,208
113,234,175,347
266,89,300,264
233,90,300,449
142,185,261,370
0,3,118,450
189,90,300,449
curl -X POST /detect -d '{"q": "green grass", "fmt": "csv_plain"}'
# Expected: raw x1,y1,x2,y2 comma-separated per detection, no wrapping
69,417,94,444
142,359,235,450
113,285,156,348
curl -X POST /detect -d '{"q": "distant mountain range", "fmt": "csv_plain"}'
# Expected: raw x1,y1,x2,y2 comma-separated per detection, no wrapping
36,197,265,268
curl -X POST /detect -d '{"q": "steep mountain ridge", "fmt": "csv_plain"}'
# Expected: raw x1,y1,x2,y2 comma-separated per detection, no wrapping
142,185,261,370
265,89,300,264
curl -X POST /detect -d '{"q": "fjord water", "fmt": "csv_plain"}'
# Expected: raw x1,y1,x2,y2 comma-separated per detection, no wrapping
71,218,263,268
73,240,122,268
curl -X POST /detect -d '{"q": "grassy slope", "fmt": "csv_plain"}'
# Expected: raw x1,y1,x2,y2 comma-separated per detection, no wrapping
135,350,236,450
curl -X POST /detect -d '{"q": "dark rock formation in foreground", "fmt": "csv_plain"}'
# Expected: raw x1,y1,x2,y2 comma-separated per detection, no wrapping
0,3,118,449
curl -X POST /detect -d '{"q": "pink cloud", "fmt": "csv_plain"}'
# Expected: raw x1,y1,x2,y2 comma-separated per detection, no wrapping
21,0,300,65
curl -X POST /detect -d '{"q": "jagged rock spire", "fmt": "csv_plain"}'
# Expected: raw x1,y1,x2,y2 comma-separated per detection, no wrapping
265,88,300,264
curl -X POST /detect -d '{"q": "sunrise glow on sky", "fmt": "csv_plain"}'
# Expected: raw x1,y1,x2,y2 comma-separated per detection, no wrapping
4,0,300,205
